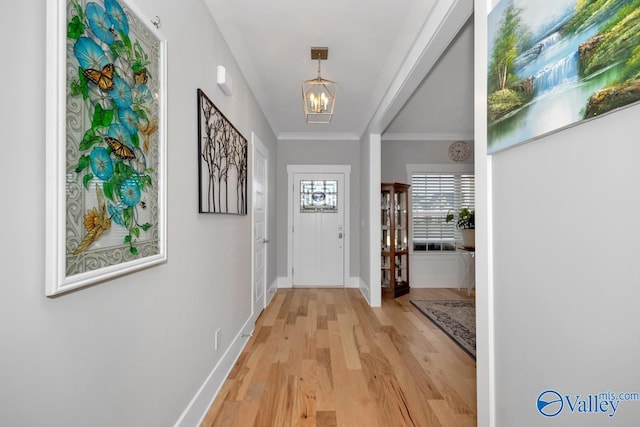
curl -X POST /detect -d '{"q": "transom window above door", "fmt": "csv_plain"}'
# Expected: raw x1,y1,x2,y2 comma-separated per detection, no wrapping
300,180,338,213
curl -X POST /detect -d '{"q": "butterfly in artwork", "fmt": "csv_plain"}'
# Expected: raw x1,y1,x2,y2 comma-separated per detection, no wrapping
105,136,136,159
134,68,148,85
83,63,115,91
73,186,112,255
138,117,158,152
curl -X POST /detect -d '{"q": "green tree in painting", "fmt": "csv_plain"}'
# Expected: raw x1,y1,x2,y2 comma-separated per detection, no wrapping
487,0,534,123
488,0,525,93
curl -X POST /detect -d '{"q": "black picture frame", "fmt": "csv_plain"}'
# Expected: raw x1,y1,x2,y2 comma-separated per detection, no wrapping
197,88,247,215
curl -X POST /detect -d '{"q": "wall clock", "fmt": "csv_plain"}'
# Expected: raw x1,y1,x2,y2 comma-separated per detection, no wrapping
448,141,470,162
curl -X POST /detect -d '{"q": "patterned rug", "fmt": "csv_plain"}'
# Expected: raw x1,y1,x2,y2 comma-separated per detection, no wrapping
410,299,476,358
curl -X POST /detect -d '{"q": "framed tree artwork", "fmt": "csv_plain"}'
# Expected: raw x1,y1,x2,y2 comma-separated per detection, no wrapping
197,89,248,215
45,0,167,296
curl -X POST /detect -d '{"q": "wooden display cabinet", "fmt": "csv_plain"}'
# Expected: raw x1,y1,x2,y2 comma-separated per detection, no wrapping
381,182,410,298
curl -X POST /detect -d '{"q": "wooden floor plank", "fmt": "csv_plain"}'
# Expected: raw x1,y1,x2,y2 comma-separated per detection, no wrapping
199,288,477,426
314,348,335,412
316,411,337,427
260,293,285,327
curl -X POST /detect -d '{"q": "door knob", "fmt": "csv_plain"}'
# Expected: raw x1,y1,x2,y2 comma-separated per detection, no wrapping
262,238,269,243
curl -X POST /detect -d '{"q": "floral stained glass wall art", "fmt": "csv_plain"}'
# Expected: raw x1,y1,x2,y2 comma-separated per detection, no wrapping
46,0,167,296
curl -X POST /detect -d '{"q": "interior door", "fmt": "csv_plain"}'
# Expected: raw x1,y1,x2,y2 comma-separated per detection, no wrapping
293,173,344,286
251,133,268,326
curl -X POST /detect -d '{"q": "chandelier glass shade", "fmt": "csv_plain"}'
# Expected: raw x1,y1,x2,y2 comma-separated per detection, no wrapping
302,48,336,124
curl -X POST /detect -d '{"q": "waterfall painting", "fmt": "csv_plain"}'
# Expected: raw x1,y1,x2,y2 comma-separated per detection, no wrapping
197,89,248,215
488,0,640,153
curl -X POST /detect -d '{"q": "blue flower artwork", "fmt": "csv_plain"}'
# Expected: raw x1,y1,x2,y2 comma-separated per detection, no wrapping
89,147,114,180
120,178,141,206
105,0,129,34
45,0,165,295
65,0,161,260
73,37,109,70
111,76,133,108
86,2,115,44
118,107,139,135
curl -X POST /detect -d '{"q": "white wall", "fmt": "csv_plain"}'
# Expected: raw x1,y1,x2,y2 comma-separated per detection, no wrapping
381,139,474,182
411,252,468,288
276,140,361,284
491,106,640,426
358,133,382,306
358,134,372,301
478,0,640,425
0,1,277,426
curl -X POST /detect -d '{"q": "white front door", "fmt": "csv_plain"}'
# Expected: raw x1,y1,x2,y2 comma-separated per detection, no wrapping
293,173,344,287
251,133,268,326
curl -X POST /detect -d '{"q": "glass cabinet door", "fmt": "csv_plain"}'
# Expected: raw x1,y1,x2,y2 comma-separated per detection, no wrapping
394,190,407,251
381,183,410,298
381,191,390,252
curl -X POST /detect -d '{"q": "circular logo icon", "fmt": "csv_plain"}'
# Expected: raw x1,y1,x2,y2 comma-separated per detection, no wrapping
537,390,563,417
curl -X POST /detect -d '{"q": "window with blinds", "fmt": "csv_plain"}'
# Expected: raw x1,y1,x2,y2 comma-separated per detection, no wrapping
411,173,475,251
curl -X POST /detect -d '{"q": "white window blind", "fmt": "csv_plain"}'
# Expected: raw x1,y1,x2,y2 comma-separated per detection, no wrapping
411,173,475,251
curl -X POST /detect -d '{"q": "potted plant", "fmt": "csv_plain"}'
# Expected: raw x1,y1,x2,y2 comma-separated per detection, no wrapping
446,207,475,249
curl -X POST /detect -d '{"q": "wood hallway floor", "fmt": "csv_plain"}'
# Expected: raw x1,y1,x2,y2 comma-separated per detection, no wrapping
200,288,476,427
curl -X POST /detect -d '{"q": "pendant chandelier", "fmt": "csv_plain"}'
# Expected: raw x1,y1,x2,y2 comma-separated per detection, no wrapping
302,47,337,124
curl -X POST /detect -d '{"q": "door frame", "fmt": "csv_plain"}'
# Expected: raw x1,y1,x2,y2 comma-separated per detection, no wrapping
286,164,351,288
250,132,269,326
292,172,345,287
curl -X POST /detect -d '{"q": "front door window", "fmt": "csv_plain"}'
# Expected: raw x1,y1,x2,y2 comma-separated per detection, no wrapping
300,180,338,213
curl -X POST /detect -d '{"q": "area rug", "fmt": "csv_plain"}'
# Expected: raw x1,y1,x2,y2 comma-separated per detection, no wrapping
410,300,476,358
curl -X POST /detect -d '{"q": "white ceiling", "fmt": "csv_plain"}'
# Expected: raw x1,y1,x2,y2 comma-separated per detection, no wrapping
203,0,474,141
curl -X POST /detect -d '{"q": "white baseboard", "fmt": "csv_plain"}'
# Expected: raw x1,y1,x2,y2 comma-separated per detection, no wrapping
277,276,292,288
346,276,360,288
176,280,281,426
174,317,253,427
358,277,371,305
275,275,374,305
266,279,278,304
277,276,359,288
410,282,459,288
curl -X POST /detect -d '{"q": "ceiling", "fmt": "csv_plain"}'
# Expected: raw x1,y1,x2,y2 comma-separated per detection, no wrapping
385,17,474,141
203,0,474,141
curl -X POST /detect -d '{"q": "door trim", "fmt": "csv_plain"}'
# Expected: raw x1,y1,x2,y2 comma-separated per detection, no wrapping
286,165,351,288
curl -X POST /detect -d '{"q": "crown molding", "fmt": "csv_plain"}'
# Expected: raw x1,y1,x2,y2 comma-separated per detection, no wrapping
277,132,361,142
382,132,474,142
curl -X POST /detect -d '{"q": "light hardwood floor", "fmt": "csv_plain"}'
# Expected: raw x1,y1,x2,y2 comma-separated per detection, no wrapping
200,288,476,427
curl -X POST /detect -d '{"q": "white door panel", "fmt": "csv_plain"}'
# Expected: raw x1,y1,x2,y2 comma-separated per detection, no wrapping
251,134,268,326
293,173,344,286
